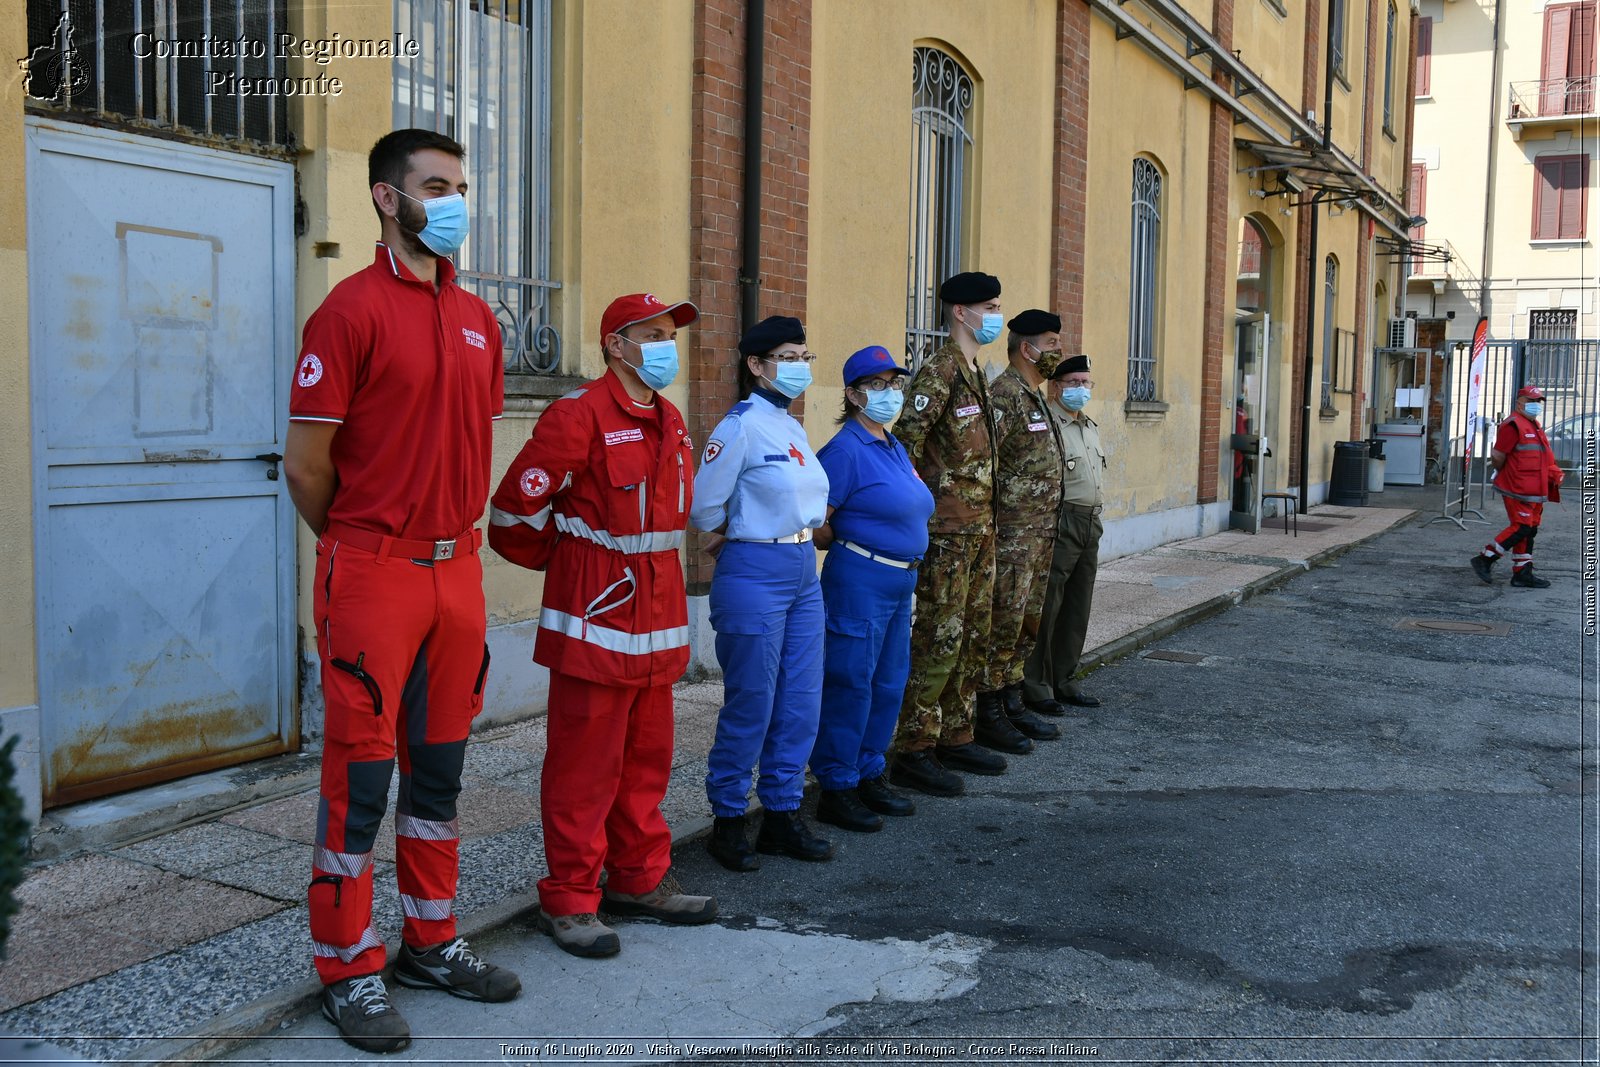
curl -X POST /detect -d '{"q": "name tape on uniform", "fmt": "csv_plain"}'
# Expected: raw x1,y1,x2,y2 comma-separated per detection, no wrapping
954,404,982,418
604,428,645,446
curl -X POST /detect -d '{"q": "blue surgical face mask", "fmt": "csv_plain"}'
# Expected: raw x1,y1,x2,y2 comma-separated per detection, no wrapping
767,361,813,398
1524,401,1543,419
968,310,1003,345
390,185,470,257
621,337,680,391
860,387,905,425
1059,385,1091,412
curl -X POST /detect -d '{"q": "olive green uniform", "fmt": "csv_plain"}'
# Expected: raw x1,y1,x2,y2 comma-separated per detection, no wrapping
892,340,998,751
1023,402,1105,706
985,366,1064,692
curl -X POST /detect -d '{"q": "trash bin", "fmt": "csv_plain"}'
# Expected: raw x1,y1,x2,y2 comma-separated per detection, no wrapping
1365,437,1387,494
1329,441,1369,506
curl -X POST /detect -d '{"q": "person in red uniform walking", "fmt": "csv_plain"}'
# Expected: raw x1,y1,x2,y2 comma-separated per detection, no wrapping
489,293,717,959
284,130,521,1054
1470,384,1566,588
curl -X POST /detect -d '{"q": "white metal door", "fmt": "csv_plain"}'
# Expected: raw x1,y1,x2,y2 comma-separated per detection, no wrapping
27,118,296,805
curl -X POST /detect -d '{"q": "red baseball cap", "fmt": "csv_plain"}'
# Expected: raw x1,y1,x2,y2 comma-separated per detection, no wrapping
1517,385,1545,401
600,293,699,340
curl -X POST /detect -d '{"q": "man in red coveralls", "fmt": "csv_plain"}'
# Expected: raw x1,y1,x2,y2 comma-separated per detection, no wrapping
1470,384,1566,588
489,293,718,959
284,129,521,1055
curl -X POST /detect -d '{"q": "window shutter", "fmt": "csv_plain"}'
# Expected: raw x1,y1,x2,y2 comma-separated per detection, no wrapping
1558,156,1588,238
1534,157,1563,238
1543,5,1575,114
1408,164,1427,243
1568,4,1595,112
1415,17,1432,97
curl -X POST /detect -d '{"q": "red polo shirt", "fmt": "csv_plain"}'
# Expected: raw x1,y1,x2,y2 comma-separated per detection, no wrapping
290,242,504,539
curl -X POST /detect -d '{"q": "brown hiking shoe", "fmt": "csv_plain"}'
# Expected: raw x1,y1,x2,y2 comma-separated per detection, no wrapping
536,909,621,958
321,973,410,1054
602,871,718,925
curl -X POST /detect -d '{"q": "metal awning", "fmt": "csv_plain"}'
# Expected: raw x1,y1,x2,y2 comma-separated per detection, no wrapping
1236,139,1410,236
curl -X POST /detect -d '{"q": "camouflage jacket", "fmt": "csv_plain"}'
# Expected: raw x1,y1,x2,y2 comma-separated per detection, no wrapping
895,339,998,534
990,365,1064,530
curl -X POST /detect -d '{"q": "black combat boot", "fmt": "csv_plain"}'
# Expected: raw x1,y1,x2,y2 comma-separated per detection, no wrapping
816,789,884,833
934,742,1008,775
1510,565,1552,588
858,774,916,816
973,690,1033,754
755,809,836,861
890,750,964,797
1003,684,1060,740
706,814,761,872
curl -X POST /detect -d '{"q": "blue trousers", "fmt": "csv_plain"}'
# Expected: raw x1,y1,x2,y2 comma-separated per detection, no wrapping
706,540,824,816
809,546,917,791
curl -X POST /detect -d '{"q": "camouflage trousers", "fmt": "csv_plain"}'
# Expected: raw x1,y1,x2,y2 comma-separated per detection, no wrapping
983,527,1055,691
894,528,996,751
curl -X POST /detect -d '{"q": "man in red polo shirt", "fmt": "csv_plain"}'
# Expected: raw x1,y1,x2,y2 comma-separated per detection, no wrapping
489,293,717,960
284,129,520,1054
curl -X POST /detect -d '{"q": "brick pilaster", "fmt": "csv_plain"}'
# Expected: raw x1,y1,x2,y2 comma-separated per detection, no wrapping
687,0,811,592
1051,0,1091,351
1197,0,1235,505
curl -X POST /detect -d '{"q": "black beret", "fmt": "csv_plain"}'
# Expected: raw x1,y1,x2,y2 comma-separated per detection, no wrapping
1007,309,1061,336
938,271,1002,305
1050,354,1092,379
738,315,806,355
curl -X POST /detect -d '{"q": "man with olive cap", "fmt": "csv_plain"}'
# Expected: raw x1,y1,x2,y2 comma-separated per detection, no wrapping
489,292,717,959
982,309,1069,750
890,270,1008,796
1024,354,1108,715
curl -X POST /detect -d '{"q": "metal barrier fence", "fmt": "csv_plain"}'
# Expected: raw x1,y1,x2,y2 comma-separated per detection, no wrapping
1435,338,1598,527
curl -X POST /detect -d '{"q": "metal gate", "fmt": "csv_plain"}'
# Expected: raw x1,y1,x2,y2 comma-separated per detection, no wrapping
27,118,297,805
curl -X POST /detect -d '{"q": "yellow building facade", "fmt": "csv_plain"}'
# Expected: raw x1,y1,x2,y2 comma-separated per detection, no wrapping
2,0,1414,823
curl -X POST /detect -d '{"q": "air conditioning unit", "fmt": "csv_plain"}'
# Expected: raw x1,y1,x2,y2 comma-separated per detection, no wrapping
1387,317,1417,348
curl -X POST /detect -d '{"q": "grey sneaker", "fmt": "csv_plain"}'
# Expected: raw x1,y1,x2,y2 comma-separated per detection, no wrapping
394,936,521,1002
537,909,622,958
321,973,410,1054
602,871,718,925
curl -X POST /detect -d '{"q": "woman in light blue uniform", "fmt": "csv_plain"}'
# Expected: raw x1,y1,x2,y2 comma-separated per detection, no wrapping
810,347,935,833
691,316,832,871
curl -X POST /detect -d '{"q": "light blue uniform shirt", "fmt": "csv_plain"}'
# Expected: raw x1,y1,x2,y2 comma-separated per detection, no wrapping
691,390,830,539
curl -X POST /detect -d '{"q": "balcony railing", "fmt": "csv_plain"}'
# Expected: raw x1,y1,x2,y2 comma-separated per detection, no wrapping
1508,75,1597,121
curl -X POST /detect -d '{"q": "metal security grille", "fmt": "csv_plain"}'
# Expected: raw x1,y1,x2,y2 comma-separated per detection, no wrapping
394,0,560,382
1127,158,1162,402
905,47,974,370
24,0,290,151
1530,308,1578,340
1320,256,1337,408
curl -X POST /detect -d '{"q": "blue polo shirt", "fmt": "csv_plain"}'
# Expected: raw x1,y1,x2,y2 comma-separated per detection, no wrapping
818,418,936,561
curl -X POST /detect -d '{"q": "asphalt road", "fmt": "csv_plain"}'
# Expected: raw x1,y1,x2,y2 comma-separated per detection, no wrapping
231,488,1597,1065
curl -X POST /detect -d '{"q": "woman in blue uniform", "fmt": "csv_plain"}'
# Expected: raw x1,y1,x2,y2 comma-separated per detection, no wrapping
809,347,936,832
691,316,833,871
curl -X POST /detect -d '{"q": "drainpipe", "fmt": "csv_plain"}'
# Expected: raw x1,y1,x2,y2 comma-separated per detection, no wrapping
1479,0,1505,315
740,0,766,334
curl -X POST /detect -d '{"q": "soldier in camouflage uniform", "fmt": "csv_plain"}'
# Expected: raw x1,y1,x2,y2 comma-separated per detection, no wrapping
889,271,1009,797
980,309,1068,752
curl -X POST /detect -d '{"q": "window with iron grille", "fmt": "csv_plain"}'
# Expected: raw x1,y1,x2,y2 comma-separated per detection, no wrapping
1528,309,1580,390
24,0,290,152
395,0,560,387
1330,0,1348,81
1383,2,1397,134
1127,157,1162,402
1321,255,1338,409
905,46,974,370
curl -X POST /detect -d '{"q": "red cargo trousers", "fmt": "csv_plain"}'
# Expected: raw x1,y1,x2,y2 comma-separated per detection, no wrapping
308,528,490,984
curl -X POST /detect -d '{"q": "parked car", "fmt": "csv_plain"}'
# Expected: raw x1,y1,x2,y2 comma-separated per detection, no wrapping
1546,410,1599,472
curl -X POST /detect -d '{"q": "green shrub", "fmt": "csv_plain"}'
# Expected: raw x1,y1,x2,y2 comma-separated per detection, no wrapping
0,736,29,958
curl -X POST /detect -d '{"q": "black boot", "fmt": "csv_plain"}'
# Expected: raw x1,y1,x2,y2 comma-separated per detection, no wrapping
858,774,916,816
816,789,884,833
973,690,1033,754
706,814,760,872
1510,565,1552,588
1003,684,1060,740
889,751,964,797
1024,694,1071,717
935,742,1008,775
755,809,835,861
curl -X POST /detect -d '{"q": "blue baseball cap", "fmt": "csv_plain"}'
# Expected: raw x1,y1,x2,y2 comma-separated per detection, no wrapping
842,345,910,386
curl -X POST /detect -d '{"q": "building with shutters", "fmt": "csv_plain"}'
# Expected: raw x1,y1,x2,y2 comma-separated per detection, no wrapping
0,1,1417,826
1405,0,1596,340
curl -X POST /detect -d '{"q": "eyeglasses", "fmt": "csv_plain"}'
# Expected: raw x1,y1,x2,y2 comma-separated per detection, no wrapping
1059,380,1094,389
851,378,908,393
764,351,817,364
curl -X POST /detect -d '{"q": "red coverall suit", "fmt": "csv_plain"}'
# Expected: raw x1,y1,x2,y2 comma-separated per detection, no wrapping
292,243,503,984
1487,412,1563,574
488,369,694,916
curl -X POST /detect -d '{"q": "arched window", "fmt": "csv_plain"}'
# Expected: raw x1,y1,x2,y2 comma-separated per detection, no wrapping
1236,218,1270,314
906,46,975,367
1321,256,1338,409
1127,157,1163,401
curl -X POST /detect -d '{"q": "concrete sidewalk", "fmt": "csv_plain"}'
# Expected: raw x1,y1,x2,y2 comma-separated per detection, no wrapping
0,493,1421,1062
